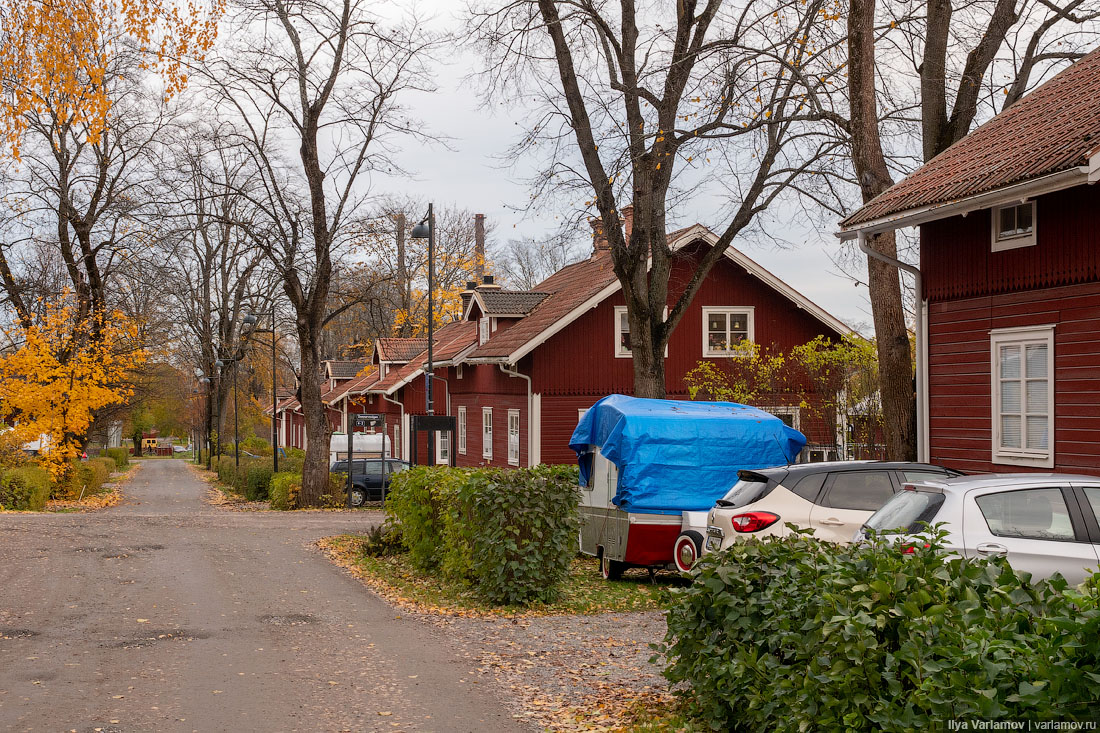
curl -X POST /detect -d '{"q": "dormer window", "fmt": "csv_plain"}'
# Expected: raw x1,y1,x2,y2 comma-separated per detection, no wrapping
479,317,490,345
992,201,1036,251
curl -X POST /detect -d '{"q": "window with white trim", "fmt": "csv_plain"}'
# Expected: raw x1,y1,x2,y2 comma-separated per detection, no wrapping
508,409,520,466
436,430,451,464
991,201,1036,251
614,306,631,358
456,363,463,379
482,407,493,460
992,326,1054,468
457,406,467,455
479,317,490,345
578,408,588,423
703,307,755,357
393,423,400,459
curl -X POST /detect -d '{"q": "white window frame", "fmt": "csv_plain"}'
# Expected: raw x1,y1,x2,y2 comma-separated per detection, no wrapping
482,407,493,460
578,408,588,423
392,423,400,459
614,305,668,358
765,405,800,430
702,307,756,358
436,430,451,465
457,406,467,455
991,201,1037,252
991,325,1054,468
479,317,490,345
456,363,463,379
507,409,520,466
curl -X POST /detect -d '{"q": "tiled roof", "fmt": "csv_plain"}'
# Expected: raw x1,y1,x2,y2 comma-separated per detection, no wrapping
477,290,549,316
843,47,1100,228
325,367,379,403
368,321,477,395
326,359,368,379
376,338,428,363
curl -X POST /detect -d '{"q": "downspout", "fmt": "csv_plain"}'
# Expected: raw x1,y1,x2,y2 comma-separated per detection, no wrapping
381,392,404,460
499,363,533,466
857,232,929,463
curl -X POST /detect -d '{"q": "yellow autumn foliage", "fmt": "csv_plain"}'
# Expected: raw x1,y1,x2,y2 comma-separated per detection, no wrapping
0,303,146,481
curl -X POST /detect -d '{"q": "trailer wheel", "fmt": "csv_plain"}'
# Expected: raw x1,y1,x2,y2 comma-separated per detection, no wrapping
674,531,704,572
600,554,625,581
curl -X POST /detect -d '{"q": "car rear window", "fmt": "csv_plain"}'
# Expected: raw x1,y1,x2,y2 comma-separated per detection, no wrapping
718,477,775,508
821,471,896,511
864,490,945,534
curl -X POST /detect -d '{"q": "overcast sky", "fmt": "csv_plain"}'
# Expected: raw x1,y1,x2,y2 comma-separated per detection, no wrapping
375,18,883,335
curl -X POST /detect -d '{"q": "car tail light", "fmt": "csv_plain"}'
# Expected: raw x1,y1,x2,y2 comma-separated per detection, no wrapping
730,511,780,533
901,543,931,554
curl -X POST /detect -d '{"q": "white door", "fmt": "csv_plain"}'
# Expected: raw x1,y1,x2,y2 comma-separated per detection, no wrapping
808,470,896,543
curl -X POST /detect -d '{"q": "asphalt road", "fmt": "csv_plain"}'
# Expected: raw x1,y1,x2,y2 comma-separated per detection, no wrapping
0,460,523,732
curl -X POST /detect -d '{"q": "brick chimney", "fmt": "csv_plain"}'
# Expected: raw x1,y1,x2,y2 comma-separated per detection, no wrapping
474,214,486,280
478,273,501,290
590,216,609,255
621,204,634,243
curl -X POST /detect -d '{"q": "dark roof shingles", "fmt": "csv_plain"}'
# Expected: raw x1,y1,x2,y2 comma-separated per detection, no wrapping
478,290,549,315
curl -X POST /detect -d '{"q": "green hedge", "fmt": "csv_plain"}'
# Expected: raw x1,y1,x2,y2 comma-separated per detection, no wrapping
659,528,1100,730
93,456,116,478
245,465,273,501
386,465,580,605
269,472,301,510
105,447,129,470
0,465,51,511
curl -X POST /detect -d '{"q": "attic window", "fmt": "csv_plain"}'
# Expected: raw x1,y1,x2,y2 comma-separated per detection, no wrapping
479,317,490,345
992,201,1036,251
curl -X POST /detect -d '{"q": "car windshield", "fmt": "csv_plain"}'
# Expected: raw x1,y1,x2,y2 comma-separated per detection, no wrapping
718,477,771,508
864,490,945,534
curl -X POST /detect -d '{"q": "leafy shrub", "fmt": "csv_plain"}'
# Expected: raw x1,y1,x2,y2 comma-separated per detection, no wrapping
105,447,129,470
269,471,301,510
241,435,272,456
244,464,273,501
280,447,305,474
659,528,1100,731
55,459,111,499
0,465,51,510
94,456,116,477
386,464,581,605
359,522,404,557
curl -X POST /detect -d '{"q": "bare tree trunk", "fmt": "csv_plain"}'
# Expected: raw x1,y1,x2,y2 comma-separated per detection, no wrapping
849,0,916,460
296,330,331,506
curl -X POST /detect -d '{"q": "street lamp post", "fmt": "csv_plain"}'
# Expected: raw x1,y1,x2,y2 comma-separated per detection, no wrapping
243,311,279,474
194,368,211,467
410,205,435,464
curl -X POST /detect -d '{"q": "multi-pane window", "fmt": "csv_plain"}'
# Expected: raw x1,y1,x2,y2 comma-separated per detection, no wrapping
992,201,1036,251
992,326,1054,467
457,406,467,455
614,306,631,357
479,317,490,345
482,407,493,460
392,423,400,459
703,308,754,357
508,410,520,466
436,431,450,465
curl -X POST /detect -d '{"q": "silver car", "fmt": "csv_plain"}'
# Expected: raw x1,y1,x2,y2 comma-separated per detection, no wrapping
857,473,1100,585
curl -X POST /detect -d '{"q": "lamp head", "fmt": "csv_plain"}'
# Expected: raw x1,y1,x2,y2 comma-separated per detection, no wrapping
214,359,226,369
410,220,430,239
243,314,258,327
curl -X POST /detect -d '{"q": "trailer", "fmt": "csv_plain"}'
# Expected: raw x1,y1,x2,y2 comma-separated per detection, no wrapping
570,394,806,578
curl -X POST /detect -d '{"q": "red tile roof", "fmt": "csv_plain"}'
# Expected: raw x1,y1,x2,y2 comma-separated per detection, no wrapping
368,321,477,395
843,47,1100,228
376,338,428,363
325,366,379,403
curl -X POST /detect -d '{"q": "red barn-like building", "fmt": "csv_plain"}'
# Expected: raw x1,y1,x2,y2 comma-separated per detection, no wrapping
840,47,1100,474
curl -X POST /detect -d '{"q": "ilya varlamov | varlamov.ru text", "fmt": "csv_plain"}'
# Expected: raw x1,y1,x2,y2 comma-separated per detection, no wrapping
948,722,1097,731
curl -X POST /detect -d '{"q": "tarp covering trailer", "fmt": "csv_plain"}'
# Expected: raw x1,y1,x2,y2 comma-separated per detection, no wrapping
569,394,807,577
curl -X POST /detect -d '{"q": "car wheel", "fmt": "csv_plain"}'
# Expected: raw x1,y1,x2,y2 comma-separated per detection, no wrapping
600,553,625,581
349,487,366,507
674,531,704,572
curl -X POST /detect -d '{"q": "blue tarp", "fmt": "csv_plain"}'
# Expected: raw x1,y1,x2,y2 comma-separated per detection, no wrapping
569,394,807,514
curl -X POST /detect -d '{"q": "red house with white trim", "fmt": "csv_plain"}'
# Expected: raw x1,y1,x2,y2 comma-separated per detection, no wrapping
840,48,1100,474
294,212,852,467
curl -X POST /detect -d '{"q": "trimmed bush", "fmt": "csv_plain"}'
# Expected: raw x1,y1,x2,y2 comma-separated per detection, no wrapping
269,472,301,510
240,436,272,456
0,465,51,511
245,465,273,501
105,447,129,470
280,447,305,474
386,465,581,605
659,528,1100,731
94,456,116,478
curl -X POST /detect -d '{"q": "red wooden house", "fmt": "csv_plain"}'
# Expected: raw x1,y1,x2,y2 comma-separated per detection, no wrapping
840,47,1100,474
308,212,851,466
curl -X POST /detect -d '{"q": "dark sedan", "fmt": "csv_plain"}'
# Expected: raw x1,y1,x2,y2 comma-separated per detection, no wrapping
330,458,409,506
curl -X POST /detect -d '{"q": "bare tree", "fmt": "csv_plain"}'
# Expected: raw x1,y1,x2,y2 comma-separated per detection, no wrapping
470,0,849,398
493,231,585,290
844,0,1099,458
200,0,438,504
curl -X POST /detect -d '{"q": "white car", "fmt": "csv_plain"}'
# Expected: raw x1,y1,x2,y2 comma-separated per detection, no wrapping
702,461,960,555
856,473,1100,585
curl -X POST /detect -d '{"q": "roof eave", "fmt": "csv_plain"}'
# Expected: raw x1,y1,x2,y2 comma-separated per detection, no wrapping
837,167,1090,239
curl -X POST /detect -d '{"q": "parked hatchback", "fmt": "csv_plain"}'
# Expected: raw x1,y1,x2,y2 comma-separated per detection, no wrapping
330,459,409,506
700,461,960,558
856,473,1100,585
